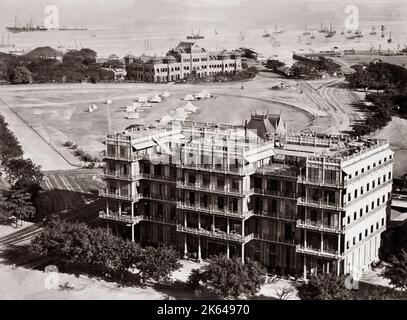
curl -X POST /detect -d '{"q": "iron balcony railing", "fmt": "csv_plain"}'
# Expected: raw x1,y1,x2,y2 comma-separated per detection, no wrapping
344,159,393,187
297,197,344,211
103,152,144,162
176,182,251,197
176,225,245,243
102,172,141,181
296,244,344,260
179,164,256,176
244,233,296,246
245,210,296,221
99,189,141,202
296,219,343,234
177,202,245,219
98,211,142,224
140,173,177,183
253,188,296,199
141,215,177,226
297,176,344,188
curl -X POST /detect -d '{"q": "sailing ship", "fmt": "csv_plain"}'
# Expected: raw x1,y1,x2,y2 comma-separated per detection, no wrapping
310,31,316,39
319,21,328,33
325,23,336,38
214,29,218,35
263,29,271,38
0,33,15,48
239,32,245,41
273,24,285,34
186,30,204,40
370,26,377,35
302,26,311,36
381,25,386,38
6,16,47,33
388,32,392,43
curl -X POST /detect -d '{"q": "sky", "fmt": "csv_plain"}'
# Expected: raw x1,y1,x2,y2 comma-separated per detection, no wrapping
0,0,405,29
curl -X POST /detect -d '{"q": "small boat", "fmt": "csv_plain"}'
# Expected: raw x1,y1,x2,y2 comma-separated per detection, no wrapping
319,21,327,33
310,31,316,39
263,29,271,38
303,26,311,36
388,32,392,43
214,29,218,35
370,26,377,35
273,24,285,34
381,25,385,38
239,32,245,41
187,30,204,40
340,29,345,35
325,23,335,38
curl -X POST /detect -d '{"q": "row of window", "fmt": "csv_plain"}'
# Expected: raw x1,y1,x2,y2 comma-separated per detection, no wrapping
348,154,392,180
346,218,385,249
347,171,391,202
347,193,389,225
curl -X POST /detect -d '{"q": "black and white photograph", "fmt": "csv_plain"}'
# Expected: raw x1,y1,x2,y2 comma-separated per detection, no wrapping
0,0,406,306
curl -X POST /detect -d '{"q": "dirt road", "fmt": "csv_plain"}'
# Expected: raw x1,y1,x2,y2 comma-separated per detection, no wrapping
0,98,76,171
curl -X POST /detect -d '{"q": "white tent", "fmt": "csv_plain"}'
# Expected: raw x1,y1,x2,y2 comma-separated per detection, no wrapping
196,89,212,99
150,95,162,103
132,102,143,110
126,105,136,113
172,109,188,121
88,106,93,113
106,99,112,105
92,104,98,110
126,113,140,119
184,102,199,113
138,96,148,103
183,94,196,101
160,115,173,124
161,91,171,98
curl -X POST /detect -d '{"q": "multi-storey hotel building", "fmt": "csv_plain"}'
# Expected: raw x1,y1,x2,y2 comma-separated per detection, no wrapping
99,121,393,279
125,42,242,83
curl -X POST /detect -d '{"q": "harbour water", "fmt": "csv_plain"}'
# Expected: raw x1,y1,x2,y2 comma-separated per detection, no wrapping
0,17,406,64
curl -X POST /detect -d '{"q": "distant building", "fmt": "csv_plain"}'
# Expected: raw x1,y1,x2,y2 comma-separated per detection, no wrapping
124,54,136,66
101,67,127,81
247,112,287,139
25,46,63,61
127,42,242,83
108,54,120,61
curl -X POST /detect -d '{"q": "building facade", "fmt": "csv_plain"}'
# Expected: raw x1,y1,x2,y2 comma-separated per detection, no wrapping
99,121,393,279
127,42,242,83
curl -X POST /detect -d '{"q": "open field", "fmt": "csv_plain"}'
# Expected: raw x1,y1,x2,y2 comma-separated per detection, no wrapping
2,75,404,177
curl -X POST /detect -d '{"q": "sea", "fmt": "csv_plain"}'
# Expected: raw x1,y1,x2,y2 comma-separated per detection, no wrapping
0,16,406,66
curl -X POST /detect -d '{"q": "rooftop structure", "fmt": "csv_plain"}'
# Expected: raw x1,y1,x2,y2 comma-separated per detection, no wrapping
99,121,393,279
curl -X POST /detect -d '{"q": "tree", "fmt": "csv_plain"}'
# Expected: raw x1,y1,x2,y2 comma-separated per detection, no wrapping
7,66,32,84
5,158,43,201
382,249,407,291
188,256,266,299
0,114,23,164
137,246,181,284
31,219,94,268
266,59,285,71
297,273,352,300
0,189,35,226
